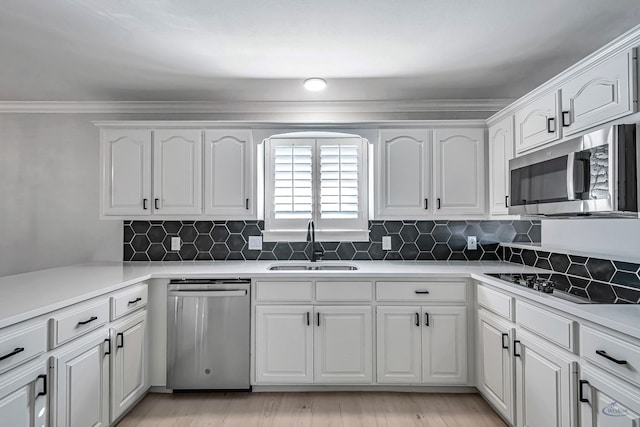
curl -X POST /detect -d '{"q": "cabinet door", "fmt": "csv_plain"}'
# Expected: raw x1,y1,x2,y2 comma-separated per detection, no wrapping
433,128,485,215
515,91,560,154
255,306,313,384
422,306,467,384
579,366,640,427
376,306,422,384
314,306,372,384
111,311,148,422
152,130,202,215
561,50,635,136
376,130,432,218
51,330,110,427
204,130,256,219
477,309,515,424
101,129,152,216
0,359,47,427
488,117,514,215
515,331,577,427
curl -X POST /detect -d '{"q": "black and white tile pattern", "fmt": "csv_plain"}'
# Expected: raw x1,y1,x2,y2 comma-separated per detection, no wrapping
124,219,540,262
503,246,640,304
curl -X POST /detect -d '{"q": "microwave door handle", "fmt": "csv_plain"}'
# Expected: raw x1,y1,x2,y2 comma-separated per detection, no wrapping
566,153,575,200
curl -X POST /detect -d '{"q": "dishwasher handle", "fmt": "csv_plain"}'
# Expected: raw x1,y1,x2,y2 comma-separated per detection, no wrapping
168,290,247,298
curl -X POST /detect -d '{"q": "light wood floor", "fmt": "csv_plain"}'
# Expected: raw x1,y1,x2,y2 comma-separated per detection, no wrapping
117,392,507,427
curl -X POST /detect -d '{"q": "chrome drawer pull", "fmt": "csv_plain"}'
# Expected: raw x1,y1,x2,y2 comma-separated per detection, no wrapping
0,347,25,361
596,350,628,365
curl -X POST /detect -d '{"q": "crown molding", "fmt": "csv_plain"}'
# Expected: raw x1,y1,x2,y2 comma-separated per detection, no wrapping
0,99,511,114
487,23,640,125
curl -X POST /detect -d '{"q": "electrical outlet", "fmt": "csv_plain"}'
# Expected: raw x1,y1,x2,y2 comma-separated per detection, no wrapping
382,236,392,250
171,237,181,251
467,236,477,250
248,236,263,250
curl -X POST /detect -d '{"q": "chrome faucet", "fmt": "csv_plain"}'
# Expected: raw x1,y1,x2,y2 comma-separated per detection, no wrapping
306,220,325,262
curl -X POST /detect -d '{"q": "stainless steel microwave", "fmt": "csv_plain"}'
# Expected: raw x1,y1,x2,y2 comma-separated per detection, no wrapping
508,125,639,217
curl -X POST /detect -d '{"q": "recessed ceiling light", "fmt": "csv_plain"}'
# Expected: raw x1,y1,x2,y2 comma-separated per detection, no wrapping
303,78,327,91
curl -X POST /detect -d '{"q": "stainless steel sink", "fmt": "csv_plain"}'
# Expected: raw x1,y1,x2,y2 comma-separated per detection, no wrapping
268,263,359,271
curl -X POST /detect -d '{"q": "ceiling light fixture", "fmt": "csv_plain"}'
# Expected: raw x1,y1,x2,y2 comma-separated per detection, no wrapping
303,78,327,91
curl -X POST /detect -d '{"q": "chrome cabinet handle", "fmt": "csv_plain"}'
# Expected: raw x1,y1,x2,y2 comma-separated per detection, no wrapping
596,350,628,365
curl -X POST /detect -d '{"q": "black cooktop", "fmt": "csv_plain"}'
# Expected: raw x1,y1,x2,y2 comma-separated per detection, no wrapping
485,273,613,304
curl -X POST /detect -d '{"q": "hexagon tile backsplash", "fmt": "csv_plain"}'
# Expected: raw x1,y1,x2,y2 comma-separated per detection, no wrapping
123,220,540,262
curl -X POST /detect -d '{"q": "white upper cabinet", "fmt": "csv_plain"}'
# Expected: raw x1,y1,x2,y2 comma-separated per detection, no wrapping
101,129,152,216
152,130,202,215
204,130,256,219
514,91,560,155
488,117,514,215
433,128,485,215
560,50,636,136
375,130,432,218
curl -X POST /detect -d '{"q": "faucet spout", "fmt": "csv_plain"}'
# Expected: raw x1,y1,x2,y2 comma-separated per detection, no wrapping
306,220,324,262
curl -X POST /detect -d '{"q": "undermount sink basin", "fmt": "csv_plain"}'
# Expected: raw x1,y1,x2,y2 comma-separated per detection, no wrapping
268,263,359,271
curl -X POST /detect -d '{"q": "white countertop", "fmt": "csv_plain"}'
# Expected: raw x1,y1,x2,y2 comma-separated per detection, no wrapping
0,261,638,340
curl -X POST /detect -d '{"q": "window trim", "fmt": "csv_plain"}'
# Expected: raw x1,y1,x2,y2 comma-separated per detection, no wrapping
264,133,369,242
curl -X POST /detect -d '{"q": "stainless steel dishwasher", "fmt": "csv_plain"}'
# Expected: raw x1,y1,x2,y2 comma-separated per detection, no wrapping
167,278,251,391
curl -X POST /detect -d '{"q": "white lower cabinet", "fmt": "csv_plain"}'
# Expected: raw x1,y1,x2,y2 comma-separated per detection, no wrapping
477,309,515,424
255,306,313,384
0,358,48,427
377,306,467,385
314,306,372,384
579,365,640,427
110,310,148,422
514,330,577,427
255,305,373,384
50,328,110,427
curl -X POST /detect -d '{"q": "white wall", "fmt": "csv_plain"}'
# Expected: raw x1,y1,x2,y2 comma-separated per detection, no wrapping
0,114,122,276
542,219,640,261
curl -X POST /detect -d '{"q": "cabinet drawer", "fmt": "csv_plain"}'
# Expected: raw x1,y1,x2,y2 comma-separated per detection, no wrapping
0,321,47,374
477,283,513,320
50,298,110,348
581,325,640,387
316,281,372,302
255,282,313,302
111,284,148,320
515,300,575,351
376,281,467,302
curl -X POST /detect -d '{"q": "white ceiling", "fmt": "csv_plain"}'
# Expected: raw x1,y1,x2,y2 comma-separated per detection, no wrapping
1,0,640,103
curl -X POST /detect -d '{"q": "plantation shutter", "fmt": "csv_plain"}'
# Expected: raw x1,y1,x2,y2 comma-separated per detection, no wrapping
320,144,359,219
273,143,313,219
